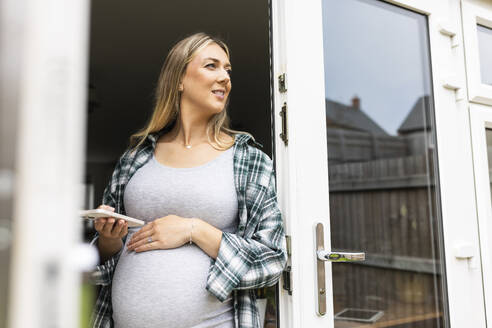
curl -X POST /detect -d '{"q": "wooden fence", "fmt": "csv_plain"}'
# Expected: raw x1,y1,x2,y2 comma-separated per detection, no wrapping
328,147,444,327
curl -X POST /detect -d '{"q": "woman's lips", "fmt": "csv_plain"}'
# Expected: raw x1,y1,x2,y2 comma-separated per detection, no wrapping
212,91,225,100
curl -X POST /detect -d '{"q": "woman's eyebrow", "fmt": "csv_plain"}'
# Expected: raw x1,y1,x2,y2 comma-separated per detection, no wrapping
204,57,232,68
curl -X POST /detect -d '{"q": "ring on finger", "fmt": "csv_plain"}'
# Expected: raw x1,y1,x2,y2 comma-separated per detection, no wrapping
147,236,152,243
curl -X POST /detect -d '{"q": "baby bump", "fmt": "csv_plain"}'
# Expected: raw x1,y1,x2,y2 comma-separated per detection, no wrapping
111,239,233,328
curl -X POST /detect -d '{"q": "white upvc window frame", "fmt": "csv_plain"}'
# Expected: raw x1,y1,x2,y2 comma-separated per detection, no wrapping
462,0,492,106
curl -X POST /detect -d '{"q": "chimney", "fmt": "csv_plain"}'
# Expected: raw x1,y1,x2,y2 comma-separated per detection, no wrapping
351,95,360,110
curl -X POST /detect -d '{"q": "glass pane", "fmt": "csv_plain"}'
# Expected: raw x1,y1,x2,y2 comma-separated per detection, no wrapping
477,25,492,86
321,0,448,327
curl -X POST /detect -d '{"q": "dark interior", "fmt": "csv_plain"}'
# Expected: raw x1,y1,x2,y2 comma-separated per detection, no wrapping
83,0,274,229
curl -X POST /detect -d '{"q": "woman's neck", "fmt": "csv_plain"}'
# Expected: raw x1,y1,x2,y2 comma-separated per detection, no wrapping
167,118,211,147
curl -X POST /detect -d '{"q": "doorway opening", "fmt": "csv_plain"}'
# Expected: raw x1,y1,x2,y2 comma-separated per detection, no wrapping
83,1,278,327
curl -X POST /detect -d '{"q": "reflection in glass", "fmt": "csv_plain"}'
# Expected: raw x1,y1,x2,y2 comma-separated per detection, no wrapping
477,25,492,86
322,0,448,327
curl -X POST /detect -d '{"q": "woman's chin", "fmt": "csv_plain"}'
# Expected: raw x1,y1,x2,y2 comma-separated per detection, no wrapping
207,105,226,115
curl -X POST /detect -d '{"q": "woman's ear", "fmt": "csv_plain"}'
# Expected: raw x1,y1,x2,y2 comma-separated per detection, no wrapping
178,82,184,92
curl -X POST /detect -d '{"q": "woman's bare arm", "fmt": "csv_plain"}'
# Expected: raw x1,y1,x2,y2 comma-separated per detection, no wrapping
189,218,223,259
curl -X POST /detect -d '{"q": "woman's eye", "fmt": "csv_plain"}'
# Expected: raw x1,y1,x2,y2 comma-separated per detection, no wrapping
205,63,231,77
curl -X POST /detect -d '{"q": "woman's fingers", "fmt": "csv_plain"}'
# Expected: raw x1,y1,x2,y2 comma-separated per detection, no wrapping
93,204,128,239
94,204,115,234
111,219,125,238
100,218,122,237
128,233,157,251
129,222,153,242
94,217,128,240
119,223,128,238
134,241,159,253
102,218,115,236
133,222,153,237
94,218,106,231
98,204,114,211
128,228,154,248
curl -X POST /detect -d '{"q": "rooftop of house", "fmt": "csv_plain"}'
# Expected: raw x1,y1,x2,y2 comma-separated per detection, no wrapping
325,97,388,136
397,95,431,135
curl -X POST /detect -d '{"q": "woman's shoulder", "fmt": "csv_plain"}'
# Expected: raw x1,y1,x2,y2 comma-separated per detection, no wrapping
232,132,271,161
118,142,150,167
233,132,264,149
234,139,274,188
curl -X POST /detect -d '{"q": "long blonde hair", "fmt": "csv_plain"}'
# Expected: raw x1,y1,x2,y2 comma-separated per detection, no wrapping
129,32,254,153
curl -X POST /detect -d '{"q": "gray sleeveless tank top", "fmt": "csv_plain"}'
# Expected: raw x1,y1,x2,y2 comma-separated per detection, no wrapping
111,146,238,328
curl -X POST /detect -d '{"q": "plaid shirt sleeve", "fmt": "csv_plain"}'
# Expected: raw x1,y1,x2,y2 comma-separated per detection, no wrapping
206,150,288,302
88,152,127,286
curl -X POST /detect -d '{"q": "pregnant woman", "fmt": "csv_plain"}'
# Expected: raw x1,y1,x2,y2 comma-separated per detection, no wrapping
89,32,287,328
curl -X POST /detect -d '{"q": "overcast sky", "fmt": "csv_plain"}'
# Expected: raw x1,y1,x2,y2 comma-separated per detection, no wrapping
322,0,431,135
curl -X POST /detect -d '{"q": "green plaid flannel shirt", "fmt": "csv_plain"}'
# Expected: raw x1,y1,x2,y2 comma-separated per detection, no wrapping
89,129,287,328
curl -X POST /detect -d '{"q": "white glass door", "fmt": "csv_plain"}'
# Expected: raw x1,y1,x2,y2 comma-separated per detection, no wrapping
322,0,446,325
465,1,492,327
470,105,492,328
272,0,486,327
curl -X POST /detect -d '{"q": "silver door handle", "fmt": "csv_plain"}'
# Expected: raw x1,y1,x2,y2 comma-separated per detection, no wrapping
317,250,365,262
315,223,365,316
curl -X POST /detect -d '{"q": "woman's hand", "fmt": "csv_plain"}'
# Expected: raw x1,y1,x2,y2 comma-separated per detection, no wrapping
94,204,128,240
94,204,128,263
127,215,191,252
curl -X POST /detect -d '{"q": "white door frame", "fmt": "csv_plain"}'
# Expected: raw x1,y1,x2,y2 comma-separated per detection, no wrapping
470,103,492,328
271,0,332,326
7,1,91,327
271,0,486,327
465,2,492,327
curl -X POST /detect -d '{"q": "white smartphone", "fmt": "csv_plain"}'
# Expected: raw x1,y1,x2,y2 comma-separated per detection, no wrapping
79,209,145,227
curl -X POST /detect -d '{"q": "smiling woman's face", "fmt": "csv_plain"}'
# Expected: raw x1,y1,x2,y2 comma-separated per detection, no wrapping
179,42,232,117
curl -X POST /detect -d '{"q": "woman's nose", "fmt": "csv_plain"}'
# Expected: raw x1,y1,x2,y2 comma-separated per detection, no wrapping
218,69,230,83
